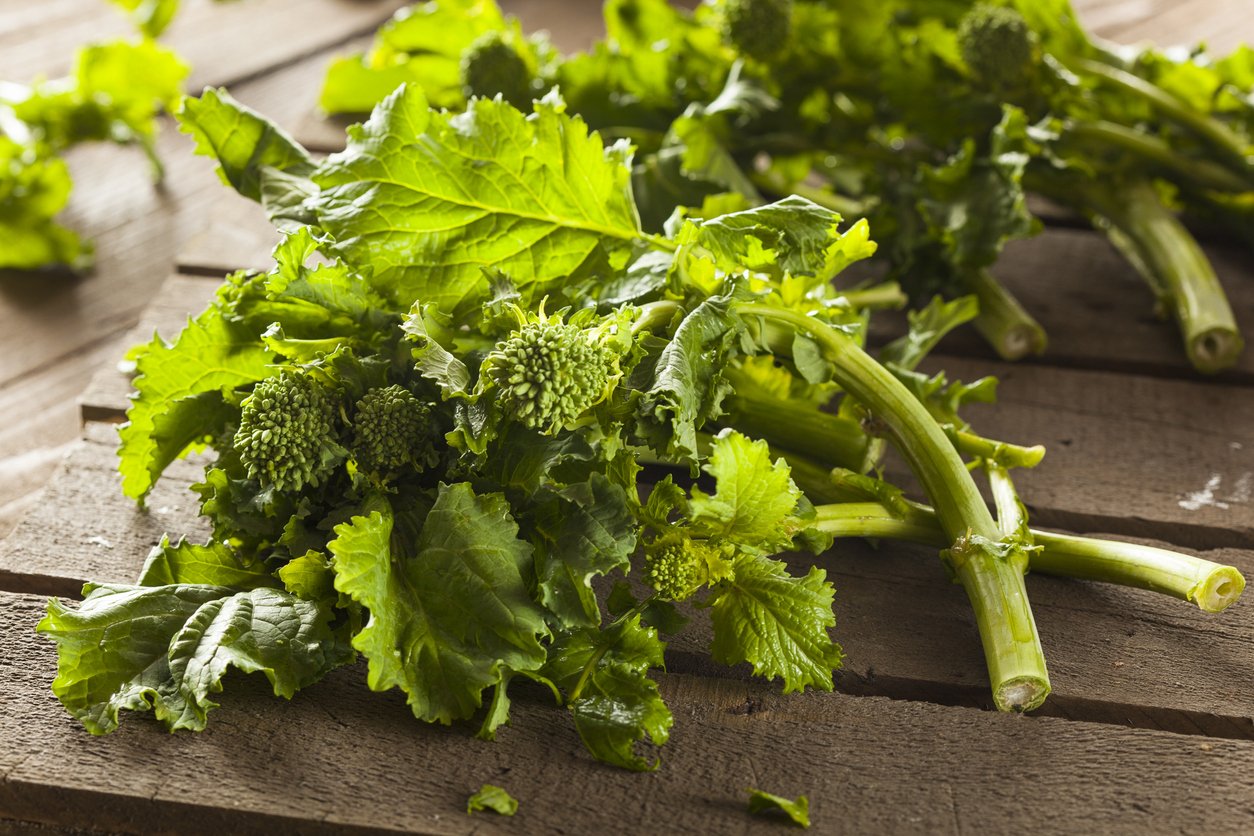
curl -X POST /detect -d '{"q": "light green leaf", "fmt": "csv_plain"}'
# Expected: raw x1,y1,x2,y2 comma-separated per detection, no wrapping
108,0,180,37
328,485,549,724
747,789,811,828
689,430,801,550
39,584,343,734
708,554,843,693
118,303,273,501
467,784,518,816
178,88,315,205
310,86,645,313
138,536,277,590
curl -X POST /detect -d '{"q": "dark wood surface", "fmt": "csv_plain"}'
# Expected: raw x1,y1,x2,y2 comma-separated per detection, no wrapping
3,1,1254,834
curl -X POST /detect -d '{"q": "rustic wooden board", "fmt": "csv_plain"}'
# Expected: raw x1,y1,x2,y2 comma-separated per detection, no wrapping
916,355,1254,550
0,0,409,91
868,228,1254,383
6,423,1251,739
4,592,1254,836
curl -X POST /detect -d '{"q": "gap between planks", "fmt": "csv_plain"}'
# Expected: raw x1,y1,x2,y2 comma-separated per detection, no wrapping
3,421,1250,744
2,591,1254,836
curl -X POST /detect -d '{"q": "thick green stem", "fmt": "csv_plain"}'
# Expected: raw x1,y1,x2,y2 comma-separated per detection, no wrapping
724,382,875,474
749,169,869,218
1065,120,1253,194
836,281,908,311
810,503,1245,613
966,269,1047,360
1072,58,1254,175
740,303,1049,711
1080,178,1243,374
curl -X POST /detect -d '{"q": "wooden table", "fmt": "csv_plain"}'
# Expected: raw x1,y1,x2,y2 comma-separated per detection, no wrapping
1,1,1253,833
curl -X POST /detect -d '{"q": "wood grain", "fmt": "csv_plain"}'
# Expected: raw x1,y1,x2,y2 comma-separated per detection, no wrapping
3,591,1253,835
5,424,1250,737
0,0,410,90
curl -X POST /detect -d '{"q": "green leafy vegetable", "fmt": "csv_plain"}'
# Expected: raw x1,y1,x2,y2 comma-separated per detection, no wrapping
467,784,518,816
747,788,811,828
39,81,1248,782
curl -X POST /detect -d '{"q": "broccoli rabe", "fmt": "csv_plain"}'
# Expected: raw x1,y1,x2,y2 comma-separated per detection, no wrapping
484,314,618,434
460,30,533,107
719,0,792,62
957,4,1038,92
351,384,438,475
643,532,708,601
233,371,346,491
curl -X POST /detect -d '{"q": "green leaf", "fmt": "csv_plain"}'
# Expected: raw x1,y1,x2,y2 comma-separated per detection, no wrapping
178,88,316,205
310,86,646,313
138,536,278,589
39,584,344,734
466,784,518,816
708,554,843,692
689,430,801,550
544,616,671,771
0,139,88,269
747,789,811,828
879,294,979,371
328,485,549,724
530,475,637,627
320,0,508,115
277,551,338,602
118,302,273,501
108,0,180,37
689,196,876,282
637,294,742,463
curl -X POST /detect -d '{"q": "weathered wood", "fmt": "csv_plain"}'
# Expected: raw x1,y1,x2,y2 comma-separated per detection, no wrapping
0,24,384,545
910,355,1254,549
5,426,1251,738
3,591,1254,836
0,424,208,600
77,274,221,424
867,227,1254,383
0,0,410,91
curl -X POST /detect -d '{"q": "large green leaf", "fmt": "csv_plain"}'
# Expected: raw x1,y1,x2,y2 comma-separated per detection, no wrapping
328,485,549,724
39,584,343,734
708,554,843,693
688,430,802,551
118,303,273,501
310,86,645,313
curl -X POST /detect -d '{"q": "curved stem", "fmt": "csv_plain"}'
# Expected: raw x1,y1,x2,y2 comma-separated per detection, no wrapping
739,303,1050,711
1072,58,1253,175
1065,120,1253,194
1080,178,1243,373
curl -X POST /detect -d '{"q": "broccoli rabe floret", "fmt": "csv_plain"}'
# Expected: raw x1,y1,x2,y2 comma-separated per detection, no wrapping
233,371,346,492
351,384,439,475
720,0,792,62
643,532,709,601
957,4,1038,91
485,316,617,434
460,31,534,107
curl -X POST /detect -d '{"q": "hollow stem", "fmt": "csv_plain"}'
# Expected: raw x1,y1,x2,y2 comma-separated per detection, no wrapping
1080,178,1243,373
966,269,1047,360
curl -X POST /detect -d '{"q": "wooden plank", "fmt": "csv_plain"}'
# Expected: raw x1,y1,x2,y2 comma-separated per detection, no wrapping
0,25,386,549
3,591,1254,835
868,227,1254,384
0,0,410,91
913,355,1254,550
4,425,1251,738
0,423,208,600
77,274,221,424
